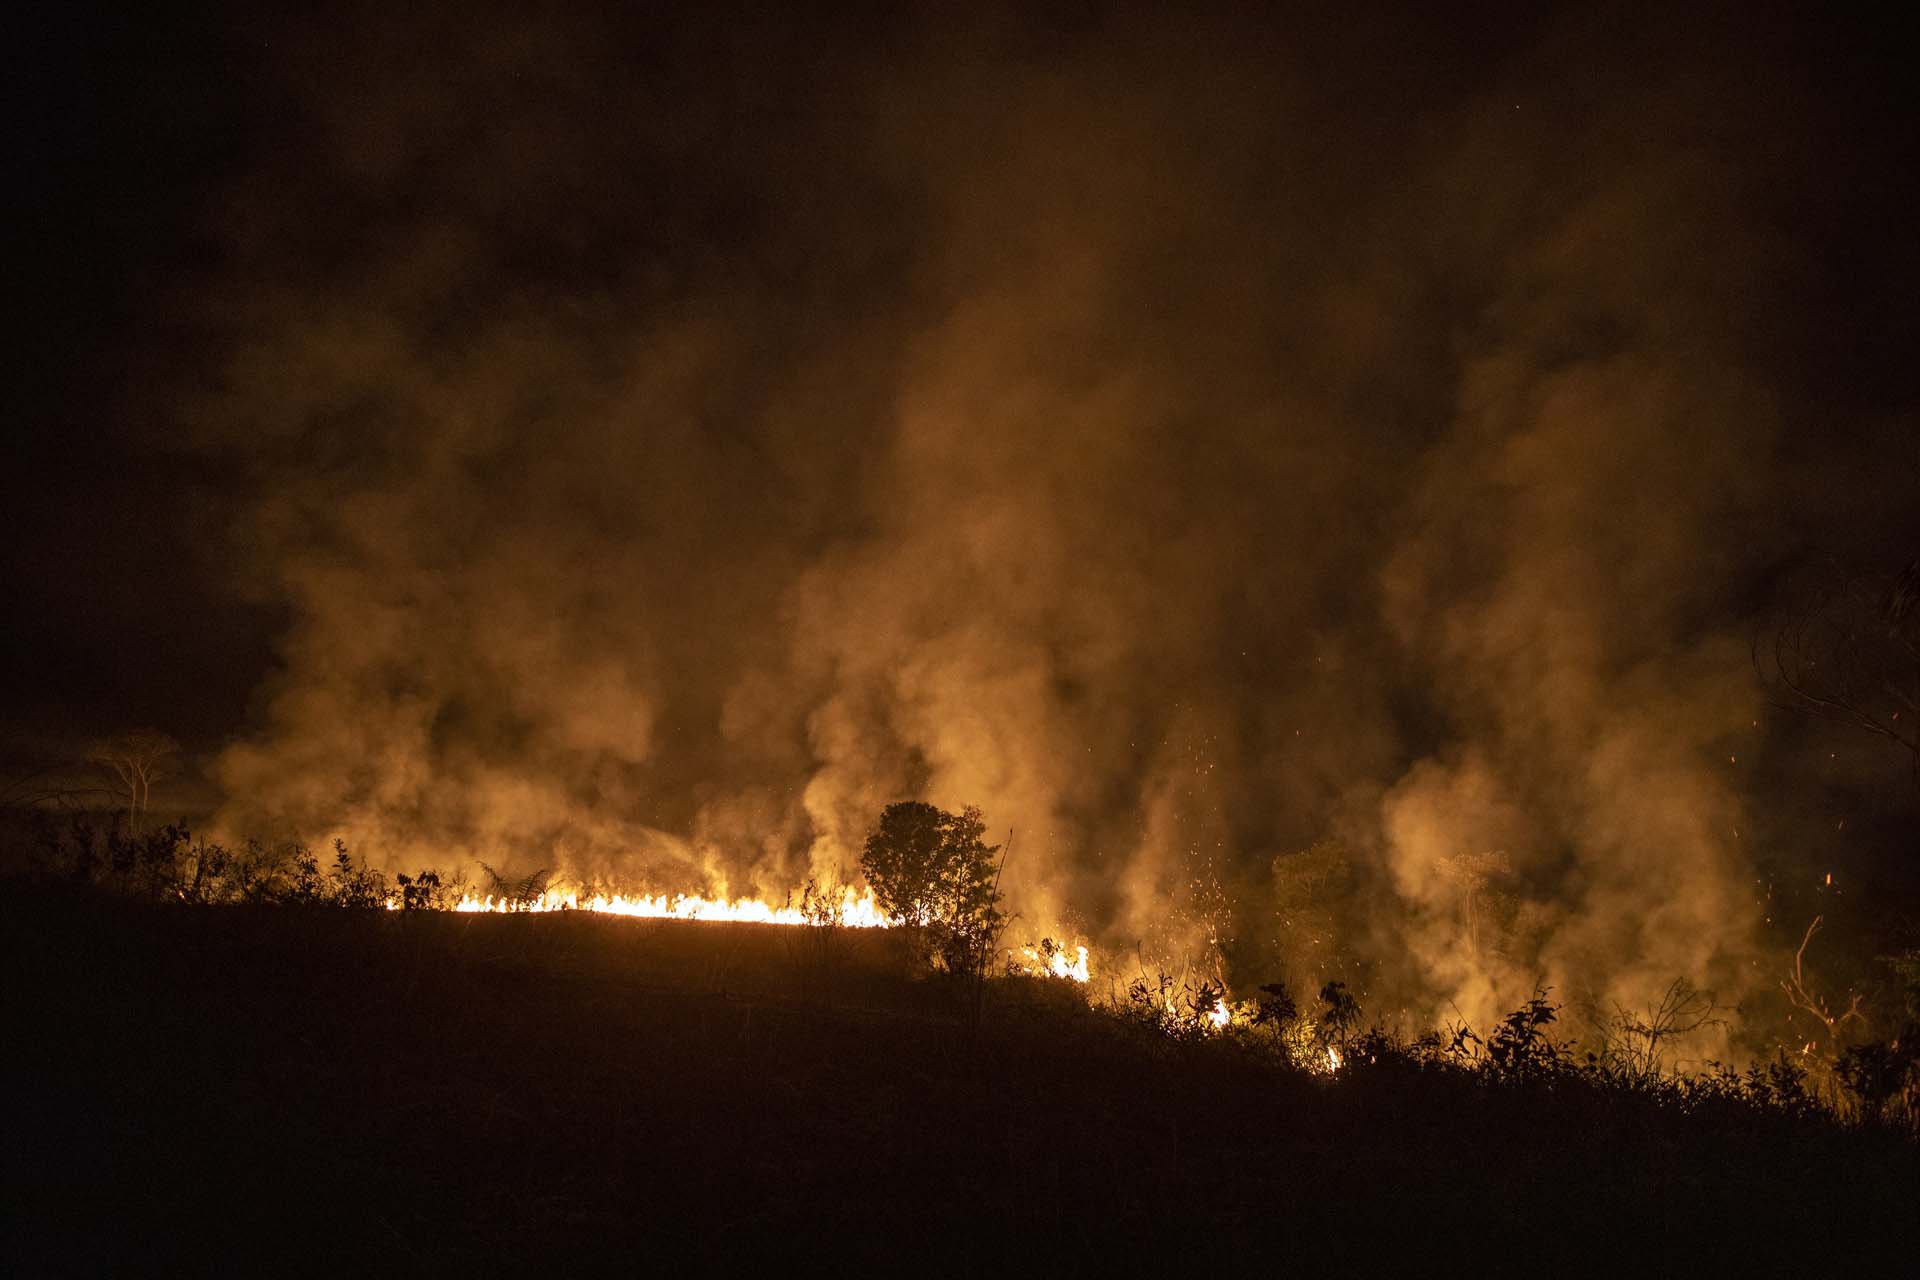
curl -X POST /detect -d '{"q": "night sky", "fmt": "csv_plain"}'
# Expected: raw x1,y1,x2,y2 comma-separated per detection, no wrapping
6,2,1917,1025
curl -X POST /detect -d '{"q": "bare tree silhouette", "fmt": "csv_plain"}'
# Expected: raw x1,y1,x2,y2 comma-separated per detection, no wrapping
1781,916,1868,1067
88,730,179,833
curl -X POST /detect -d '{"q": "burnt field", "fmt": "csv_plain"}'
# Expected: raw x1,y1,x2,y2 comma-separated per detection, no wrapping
6,888,1915,1275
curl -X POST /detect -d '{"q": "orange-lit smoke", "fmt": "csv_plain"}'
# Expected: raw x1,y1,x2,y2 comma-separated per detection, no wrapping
181,6,1896,1049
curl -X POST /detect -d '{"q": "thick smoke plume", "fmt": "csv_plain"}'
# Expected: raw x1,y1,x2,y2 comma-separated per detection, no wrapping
180,5,1911,1031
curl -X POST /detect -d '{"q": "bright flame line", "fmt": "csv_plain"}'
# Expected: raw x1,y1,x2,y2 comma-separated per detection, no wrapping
399,886,1092,983
447,887,890,928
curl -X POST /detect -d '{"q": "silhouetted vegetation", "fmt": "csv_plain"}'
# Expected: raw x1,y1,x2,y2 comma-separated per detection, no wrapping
7,878,1915,1273
4,816,1917,1270
11,812,441,909
860,800,1008,981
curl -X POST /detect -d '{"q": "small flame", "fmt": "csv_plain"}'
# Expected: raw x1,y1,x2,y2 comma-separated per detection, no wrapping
1015,943,1093,984
1207,997,1231,1030
1050,945,1092,983
1324,1045,1343,1073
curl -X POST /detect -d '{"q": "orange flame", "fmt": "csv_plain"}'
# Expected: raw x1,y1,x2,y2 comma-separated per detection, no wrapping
1016,943,1092,982
428,884,1096,983
448,885,890,927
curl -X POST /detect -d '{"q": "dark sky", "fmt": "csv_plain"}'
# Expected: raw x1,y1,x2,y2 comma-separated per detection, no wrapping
8,3,275,757
5,1,1917,1021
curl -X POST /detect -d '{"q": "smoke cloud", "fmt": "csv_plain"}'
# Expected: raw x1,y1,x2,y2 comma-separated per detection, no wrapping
172,4,1913,1029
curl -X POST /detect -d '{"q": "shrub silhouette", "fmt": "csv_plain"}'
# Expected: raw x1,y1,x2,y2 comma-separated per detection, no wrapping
1315,980,1362,1053
477,861,551,908
396,868,449,911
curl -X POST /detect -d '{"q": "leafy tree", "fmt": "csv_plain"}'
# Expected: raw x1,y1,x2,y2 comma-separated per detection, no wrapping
859,801,1000,928
860,802,1006,979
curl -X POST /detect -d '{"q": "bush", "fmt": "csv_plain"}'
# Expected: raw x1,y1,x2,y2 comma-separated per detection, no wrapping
396,868,450,911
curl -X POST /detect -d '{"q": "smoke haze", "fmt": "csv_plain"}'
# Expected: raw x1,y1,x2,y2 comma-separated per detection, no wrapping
40,3,1912,1029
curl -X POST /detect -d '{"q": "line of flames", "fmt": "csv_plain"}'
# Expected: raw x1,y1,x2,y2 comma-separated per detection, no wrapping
396,889,1348,1051
450,885,891,928
436,884,1093,982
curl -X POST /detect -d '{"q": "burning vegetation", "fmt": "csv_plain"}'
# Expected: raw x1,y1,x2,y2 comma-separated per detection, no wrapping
11,799,1918,1134
9,857,1917,1272
7,0,1920,1269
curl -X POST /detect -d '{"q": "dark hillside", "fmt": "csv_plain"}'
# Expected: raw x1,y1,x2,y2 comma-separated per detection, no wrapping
7,889,1915,1273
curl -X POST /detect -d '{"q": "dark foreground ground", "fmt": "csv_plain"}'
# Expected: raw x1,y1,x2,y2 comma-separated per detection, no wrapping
6,888,1916,1275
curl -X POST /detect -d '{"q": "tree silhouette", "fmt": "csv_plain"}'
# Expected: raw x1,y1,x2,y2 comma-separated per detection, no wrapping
88,729,179,833
860,801,1001,928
